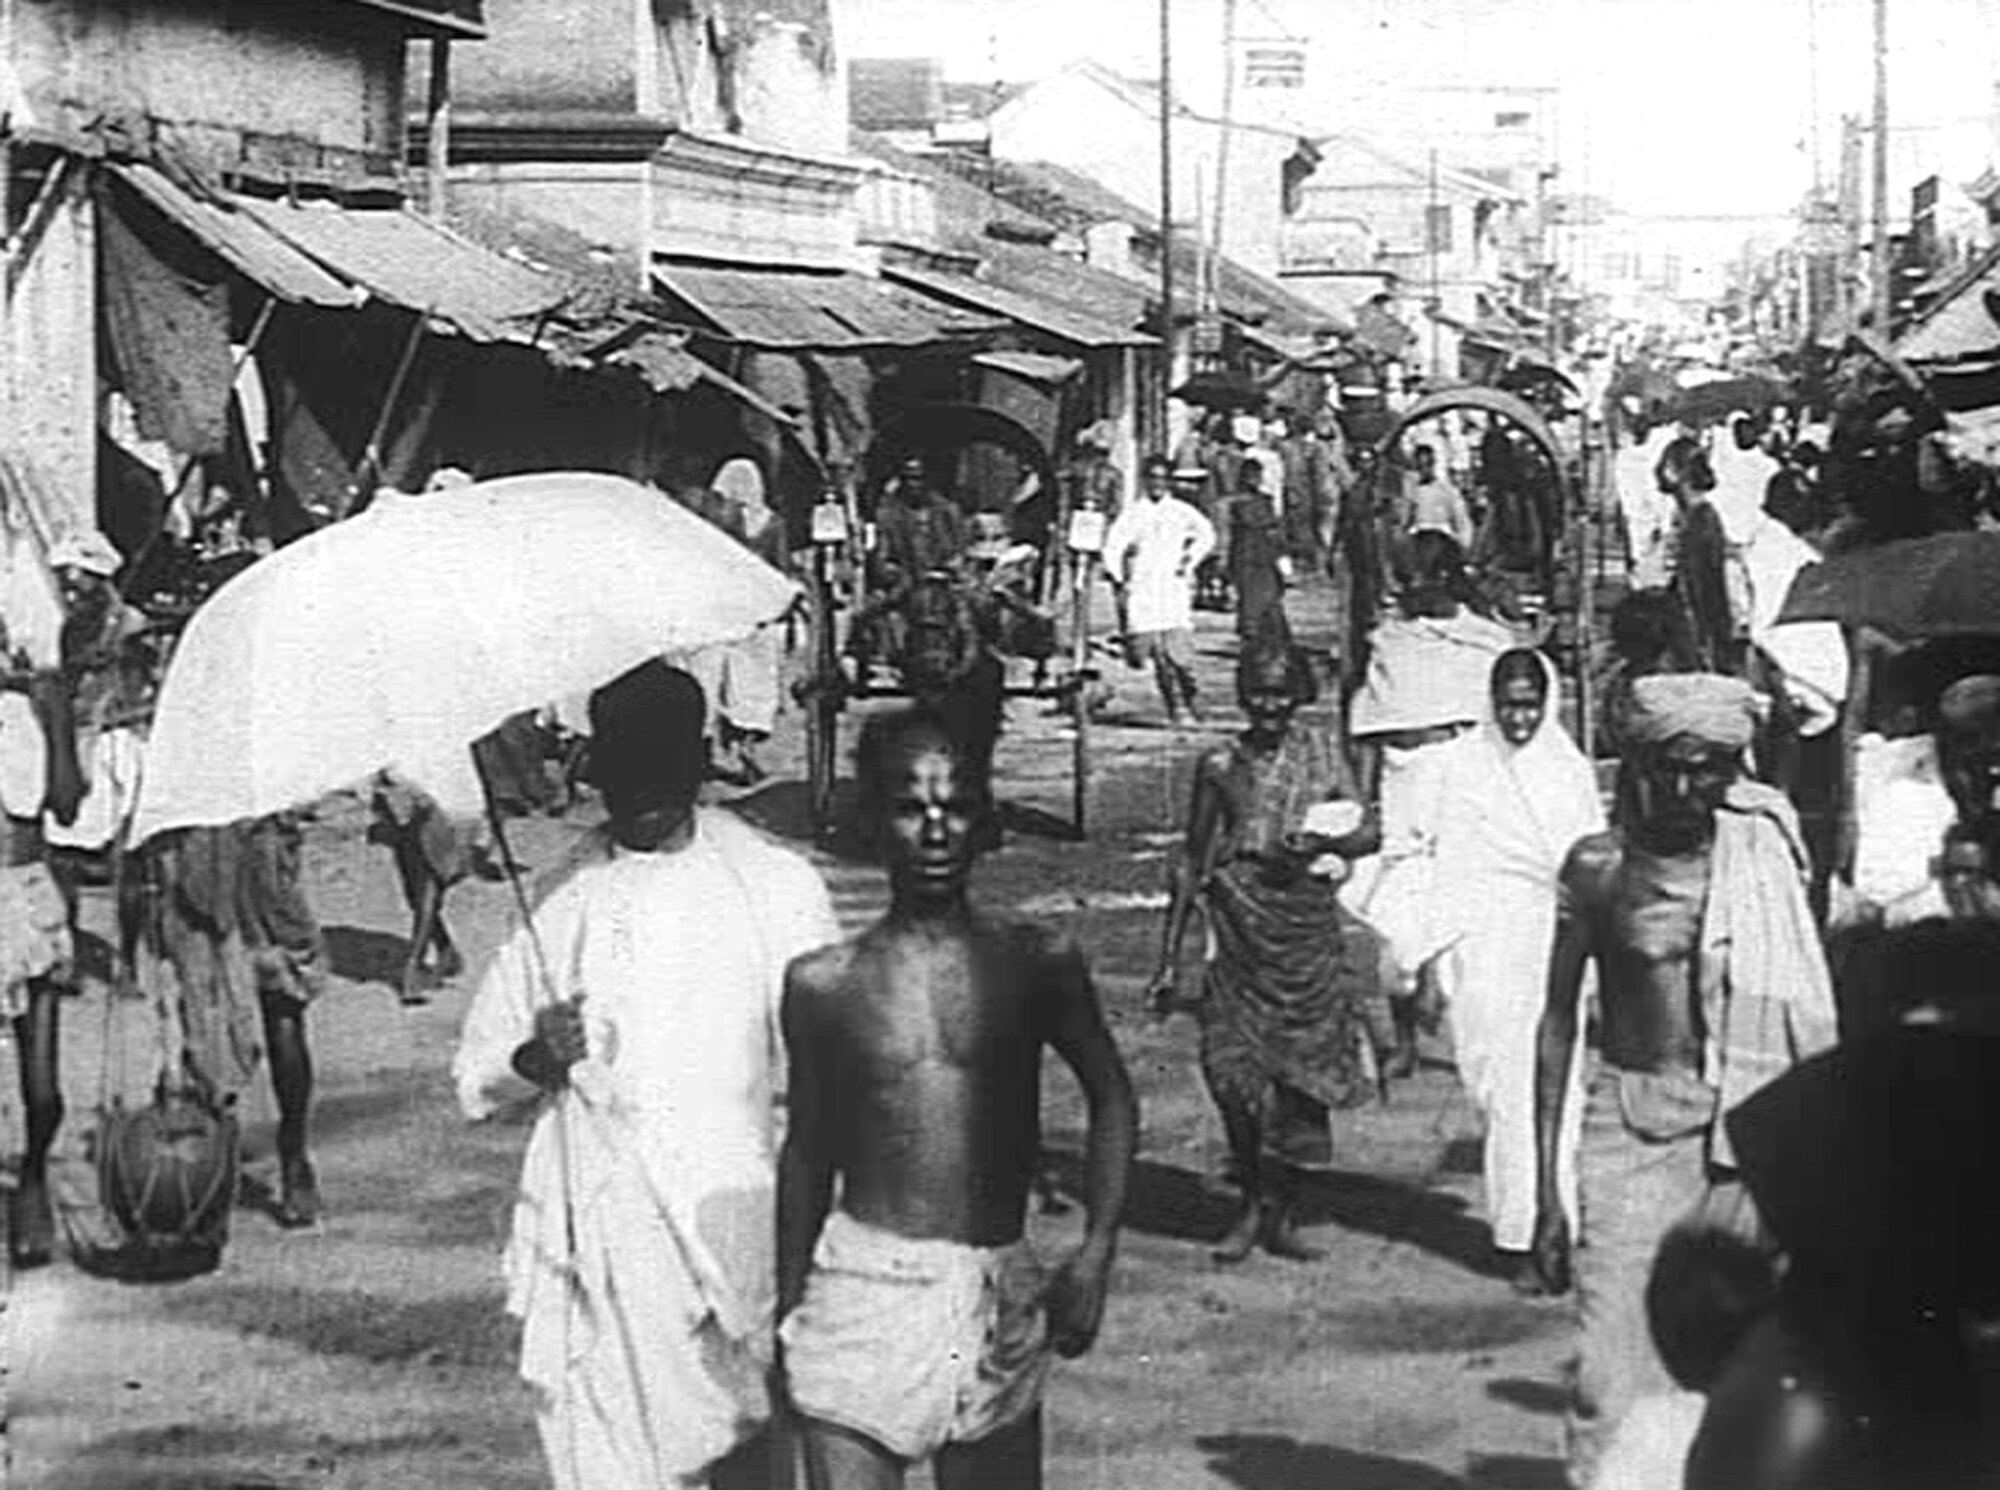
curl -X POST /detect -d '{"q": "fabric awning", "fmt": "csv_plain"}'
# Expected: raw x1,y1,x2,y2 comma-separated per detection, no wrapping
110,162,567,343
886,263,1150,348
652,262,1000,350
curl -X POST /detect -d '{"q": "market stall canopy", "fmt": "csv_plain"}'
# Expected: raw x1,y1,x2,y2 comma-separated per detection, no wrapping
885,262,1151,349
653,262,1000,350
1778,531,2000,641
973,351,1083,385
131,472,798,842
109,162,564,342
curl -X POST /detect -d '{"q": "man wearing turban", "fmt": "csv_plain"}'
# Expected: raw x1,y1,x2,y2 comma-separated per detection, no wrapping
1529,672,1837,1487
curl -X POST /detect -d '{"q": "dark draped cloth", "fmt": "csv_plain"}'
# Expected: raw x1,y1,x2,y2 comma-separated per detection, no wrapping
150,815,325,1101
1197,728,1380,1167
1230,492,1292,650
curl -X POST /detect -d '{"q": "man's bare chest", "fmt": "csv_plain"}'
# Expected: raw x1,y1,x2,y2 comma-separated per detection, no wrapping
1603,854,1710,971
850,941,1038,1072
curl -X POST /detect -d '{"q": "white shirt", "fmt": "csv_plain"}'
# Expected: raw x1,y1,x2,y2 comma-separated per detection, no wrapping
1408,475,1473,551
1101,494,1216,634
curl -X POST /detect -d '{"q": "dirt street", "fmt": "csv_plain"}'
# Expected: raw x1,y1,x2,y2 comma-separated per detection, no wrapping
12,577,1571,1490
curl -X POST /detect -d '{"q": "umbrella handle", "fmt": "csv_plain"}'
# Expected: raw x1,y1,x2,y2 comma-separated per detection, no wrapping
476,750,576,1270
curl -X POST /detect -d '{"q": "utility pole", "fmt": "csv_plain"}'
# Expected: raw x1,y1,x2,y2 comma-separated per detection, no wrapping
1211,0,1237,262
1427,148,1441,377
1870,0,1890,328
1156,0,1175,451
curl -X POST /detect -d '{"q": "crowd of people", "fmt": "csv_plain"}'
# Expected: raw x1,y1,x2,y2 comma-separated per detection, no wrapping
9,355,2000,1490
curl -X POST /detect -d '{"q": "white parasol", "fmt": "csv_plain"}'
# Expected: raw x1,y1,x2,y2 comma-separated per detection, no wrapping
131,470,797,842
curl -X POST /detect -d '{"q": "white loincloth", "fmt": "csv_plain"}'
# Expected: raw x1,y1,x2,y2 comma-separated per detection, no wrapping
781,1211,1052,1462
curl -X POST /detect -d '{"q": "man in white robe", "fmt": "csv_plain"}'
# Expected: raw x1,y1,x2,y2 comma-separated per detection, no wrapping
1102,454,1216,724
454,661,838,1490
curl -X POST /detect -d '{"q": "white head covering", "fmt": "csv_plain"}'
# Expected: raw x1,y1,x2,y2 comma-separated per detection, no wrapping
1468,648,1606,868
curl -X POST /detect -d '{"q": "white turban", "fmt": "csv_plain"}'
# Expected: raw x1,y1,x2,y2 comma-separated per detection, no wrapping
1622,673,1758,753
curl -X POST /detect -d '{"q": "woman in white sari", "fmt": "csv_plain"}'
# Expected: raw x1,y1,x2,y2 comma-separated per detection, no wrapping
1434,648,1604,1291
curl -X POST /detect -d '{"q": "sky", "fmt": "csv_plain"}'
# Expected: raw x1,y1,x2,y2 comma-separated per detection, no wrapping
835,0,2000,221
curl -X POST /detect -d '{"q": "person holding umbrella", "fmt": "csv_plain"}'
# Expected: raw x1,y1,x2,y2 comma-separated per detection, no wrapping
453,661,838,1490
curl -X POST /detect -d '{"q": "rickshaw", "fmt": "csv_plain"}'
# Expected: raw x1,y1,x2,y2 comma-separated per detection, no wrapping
1350,383,1600,739
795,400,1103,839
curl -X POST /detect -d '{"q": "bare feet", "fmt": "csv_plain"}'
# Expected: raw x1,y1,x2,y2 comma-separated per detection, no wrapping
1260,1207,1325,1263
1212,1202,1262,1265
274,1158,322,1230
1498,1248,1547,1297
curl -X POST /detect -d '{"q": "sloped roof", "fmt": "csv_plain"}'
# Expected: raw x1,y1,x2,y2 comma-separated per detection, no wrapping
1896,244,2000,364
885,262,1149,347
337,0,483,37
852,131,1064,251
111,162,564,341
653,262,1000,350
935,156,1335,338
1307,133,1528,205
113,162,798,420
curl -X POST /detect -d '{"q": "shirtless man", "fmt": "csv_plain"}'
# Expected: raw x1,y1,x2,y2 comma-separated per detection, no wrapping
1531,672,1836,1487
778,710,1138,1488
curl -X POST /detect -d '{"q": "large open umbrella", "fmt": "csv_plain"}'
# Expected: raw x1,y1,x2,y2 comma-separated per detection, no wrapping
1667,373,1786,425
1777,531,2000,642
132,471,797,842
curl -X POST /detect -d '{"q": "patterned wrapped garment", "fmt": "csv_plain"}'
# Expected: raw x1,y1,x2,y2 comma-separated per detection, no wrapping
1196,726,1381,1170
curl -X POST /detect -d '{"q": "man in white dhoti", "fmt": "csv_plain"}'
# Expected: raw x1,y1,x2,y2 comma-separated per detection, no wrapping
454,661,838,1490
1432,649,1604,1292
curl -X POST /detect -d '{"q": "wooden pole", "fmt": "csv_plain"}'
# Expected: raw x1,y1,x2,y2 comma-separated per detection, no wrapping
1870,0,1890,328
1156,0,1175,451
425,38,453,222
1427,149,1441,377
1211,0,1237,263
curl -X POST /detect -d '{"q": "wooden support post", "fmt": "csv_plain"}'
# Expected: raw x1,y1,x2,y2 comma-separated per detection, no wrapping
425,38,453,222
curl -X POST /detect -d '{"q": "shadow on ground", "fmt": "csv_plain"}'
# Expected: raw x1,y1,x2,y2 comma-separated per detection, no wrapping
1295,1168,1496,1278
159,1284,516,1369
1042,1150,1518,1290
323,925,413,992
1196,1437,1566,1490
1464,1453,1568,1488
1486,1378,1568,1416
38,1412,539,1490
1197,1434,1459,1489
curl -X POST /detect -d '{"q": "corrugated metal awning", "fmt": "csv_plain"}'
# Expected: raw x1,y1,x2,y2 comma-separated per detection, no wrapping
233,195,565,341
112,163,355,307
974,351,1083,384
653,262,999,350
110,162,566,343
608,333,801,425
886,264,1150,349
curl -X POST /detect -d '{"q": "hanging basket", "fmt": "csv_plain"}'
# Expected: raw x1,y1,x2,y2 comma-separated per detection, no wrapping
73,1079,240,1284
